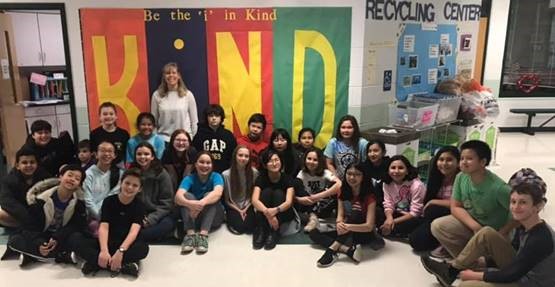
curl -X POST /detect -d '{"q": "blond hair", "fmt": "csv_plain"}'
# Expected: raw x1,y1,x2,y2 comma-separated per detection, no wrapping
156,62,189,98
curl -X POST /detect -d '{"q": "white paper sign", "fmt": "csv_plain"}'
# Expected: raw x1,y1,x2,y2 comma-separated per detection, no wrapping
422,22,437,31
429,44,439,58
403,35,415,53
428,69,438,84
440,34,450,45
1,59,9,80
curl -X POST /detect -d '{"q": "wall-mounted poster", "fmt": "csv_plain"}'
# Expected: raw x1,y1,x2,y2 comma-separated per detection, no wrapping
81,7,351,147
364,0,481,104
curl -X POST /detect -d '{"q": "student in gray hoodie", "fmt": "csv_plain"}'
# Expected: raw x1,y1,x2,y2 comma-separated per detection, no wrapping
129,142,175,242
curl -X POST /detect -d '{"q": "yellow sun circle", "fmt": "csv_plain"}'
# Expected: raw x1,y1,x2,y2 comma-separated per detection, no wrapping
174,39,185,50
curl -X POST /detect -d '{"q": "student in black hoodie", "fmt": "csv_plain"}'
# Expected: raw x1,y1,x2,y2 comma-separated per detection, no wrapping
0,147,51,229
22,120,75,176
193,104,237,173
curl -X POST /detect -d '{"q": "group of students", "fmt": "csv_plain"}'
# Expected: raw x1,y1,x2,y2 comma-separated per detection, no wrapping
0,62,552,286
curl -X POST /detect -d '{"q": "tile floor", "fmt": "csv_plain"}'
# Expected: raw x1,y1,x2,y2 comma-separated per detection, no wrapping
1,132,554,287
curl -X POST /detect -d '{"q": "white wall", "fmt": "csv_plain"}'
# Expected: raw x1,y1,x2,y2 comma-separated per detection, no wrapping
4,0,550,137
484,0,555,128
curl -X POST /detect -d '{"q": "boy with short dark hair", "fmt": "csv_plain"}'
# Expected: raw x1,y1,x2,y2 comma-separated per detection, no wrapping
0,147,51,229
192,104,237,173
7,164,87,267
71,168,149,278
431,140,514,259
77,139,95,171
236,113,268,168
422,168,555,287
89,102,130,165
22,120,74,176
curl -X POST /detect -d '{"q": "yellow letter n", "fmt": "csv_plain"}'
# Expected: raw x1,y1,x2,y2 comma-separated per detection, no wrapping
215,31,262,136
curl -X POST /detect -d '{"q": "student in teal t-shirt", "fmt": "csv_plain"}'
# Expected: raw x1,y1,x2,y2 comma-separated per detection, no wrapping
175,151,224,255
431,140,515,258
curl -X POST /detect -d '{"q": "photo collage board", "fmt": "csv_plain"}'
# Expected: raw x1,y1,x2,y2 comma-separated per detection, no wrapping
396,23,457,102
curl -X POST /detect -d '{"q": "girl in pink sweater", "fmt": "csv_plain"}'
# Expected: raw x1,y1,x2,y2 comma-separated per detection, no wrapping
379,155,426,239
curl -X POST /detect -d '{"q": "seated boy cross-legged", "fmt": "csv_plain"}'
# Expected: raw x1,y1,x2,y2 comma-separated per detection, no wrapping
421,168,555,287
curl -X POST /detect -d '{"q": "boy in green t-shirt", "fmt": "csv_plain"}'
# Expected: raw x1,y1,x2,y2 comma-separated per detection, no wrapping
431,140,515,258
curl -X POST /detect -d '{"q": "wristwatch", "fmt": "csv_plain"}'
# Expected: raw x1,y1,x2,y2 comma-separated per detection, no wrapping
276,206,281,213
118,247,126,253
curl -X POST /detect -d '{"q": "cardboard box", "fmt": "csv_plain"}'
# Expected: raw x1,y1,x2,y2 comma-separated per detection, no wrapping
0,104,27,166
0,13,26,166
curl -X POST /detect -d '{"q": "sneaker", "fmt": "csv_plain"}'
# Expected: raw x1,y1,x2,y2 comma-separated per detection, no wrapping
180,234,196,254
195,234,208,254
10,244,52,264
227,224,241,235
120,262,140,277
430,246,452,261
55,251,77,264
19,254,36,268
81,262,100,276
303,213,319,232
252,228,266,250
420,256,457,287
264,230,278,250
368,230,386,251
317,249,338,268
345,244,362,263
1,247,20,261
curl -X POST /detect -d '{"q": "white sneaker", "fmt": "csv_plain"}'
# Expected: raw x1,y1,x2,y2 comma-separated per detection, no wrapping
429,246,452,262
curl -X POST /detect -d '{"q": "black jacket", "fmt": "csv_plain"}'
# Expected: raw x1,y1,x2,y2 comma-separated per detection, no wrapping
22,133,75,176
192,124,237,173
0,168,51,225
24,178,87,242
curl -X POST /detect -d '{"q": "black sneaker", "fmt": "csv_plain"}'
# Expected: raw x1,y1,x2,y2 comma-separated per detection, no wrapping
368,231,386,251
420,256,457,287
55,251,77,264
81,262,100,276
1,247,20,260
120,262,139,278
252,228,266,250
345,245,362,263
227,224,242,235
317,249,338,268
264,230,278,250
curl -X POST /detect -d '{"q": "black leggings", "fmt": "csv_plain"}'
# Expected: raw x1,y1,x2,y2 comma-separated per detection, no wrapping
309,229,374,248
255,187,295,230
409,205,450,251
309,201,374,248
226,205,255,234
69,232,149,267
376,209,423,238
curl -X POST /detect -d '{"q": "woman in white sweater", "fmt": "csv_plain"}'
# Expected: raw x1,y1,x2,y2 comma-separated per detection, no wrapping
151,62,198,141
